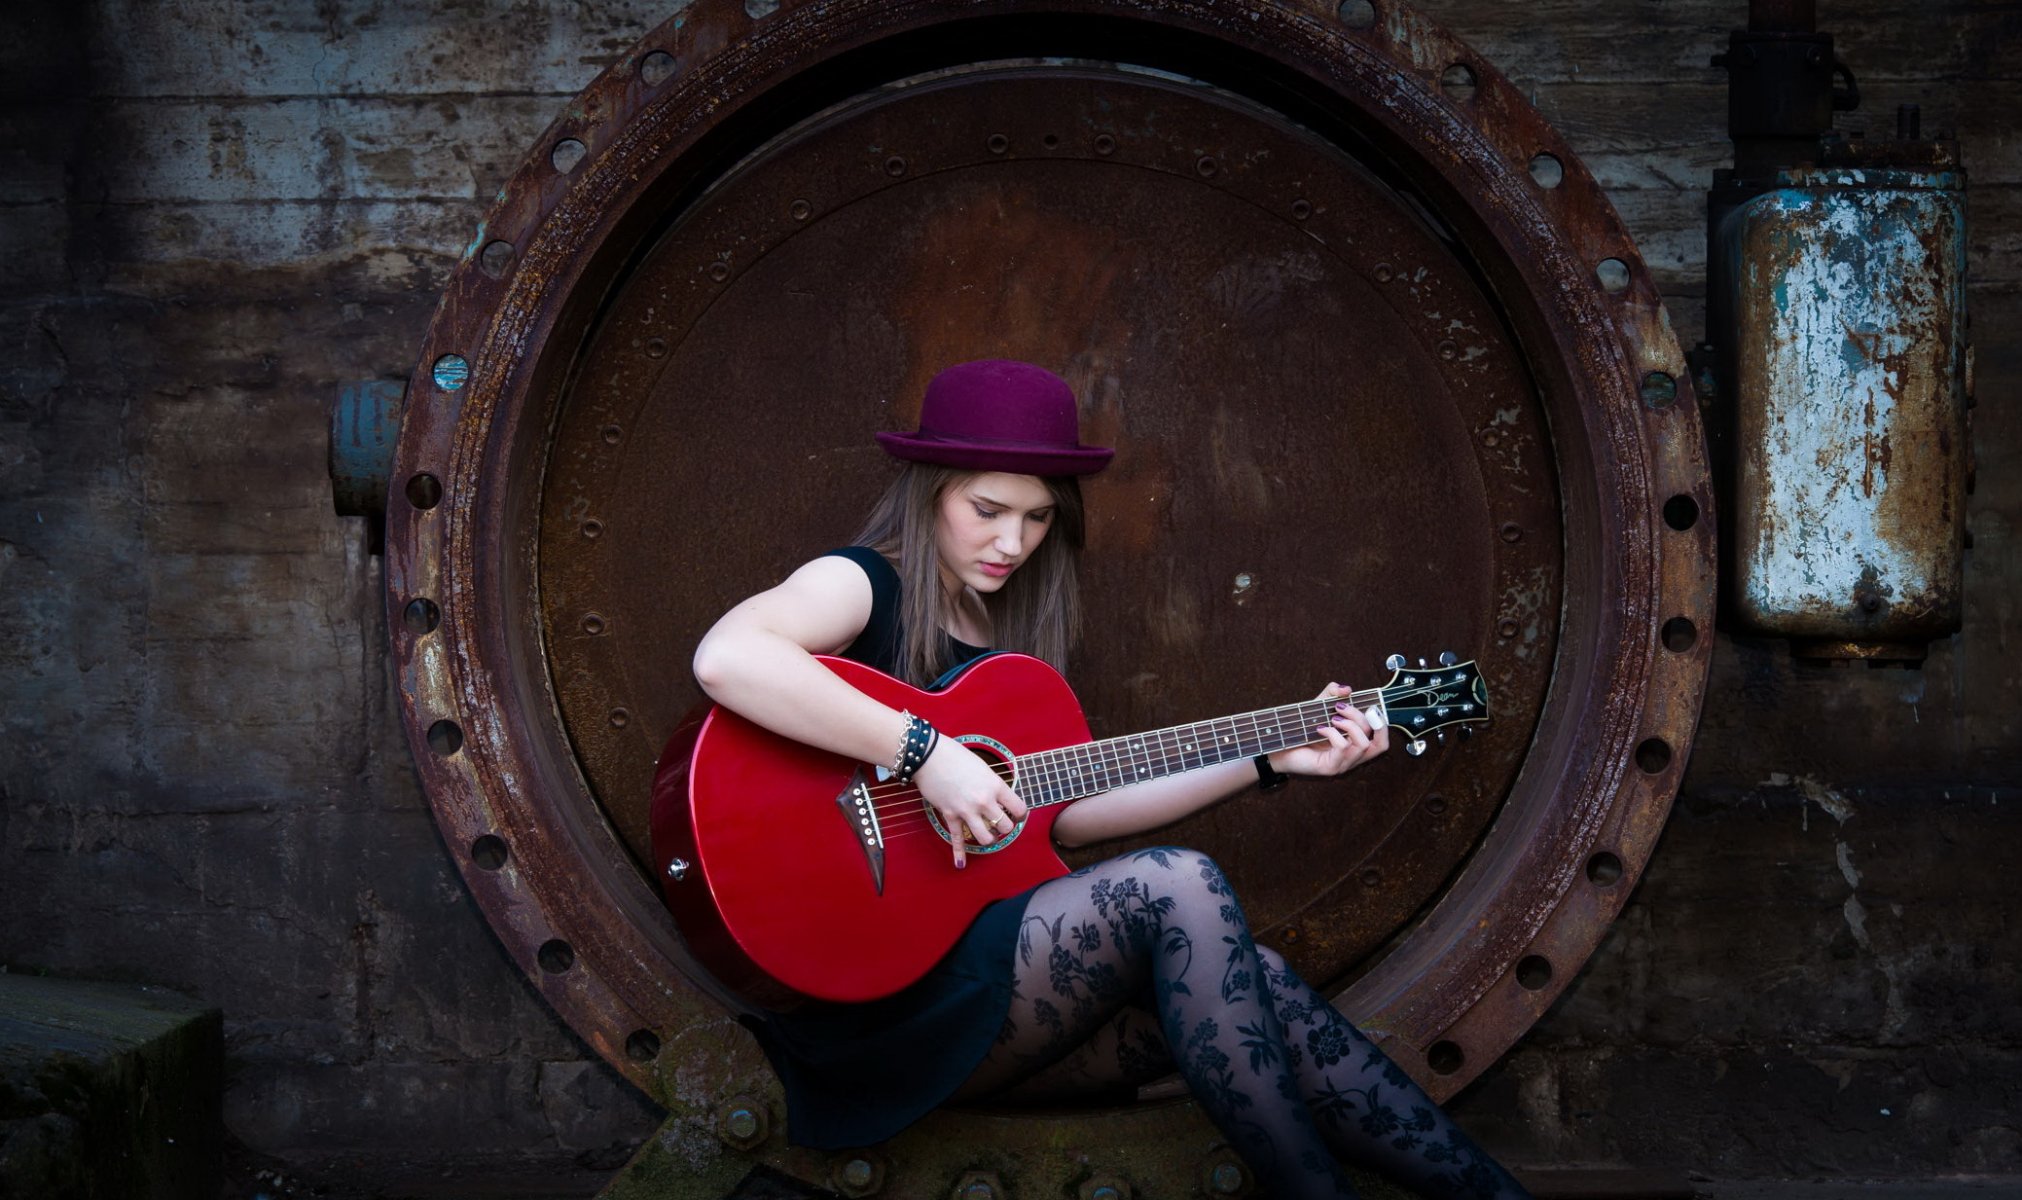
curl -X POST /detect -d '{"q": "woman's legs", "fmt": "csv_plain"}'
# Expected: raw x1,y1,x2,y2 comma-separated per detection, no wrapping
959,846,1355,1197
956,848,1529,1200
1252,945,1529,1199
958,1005,1170,1105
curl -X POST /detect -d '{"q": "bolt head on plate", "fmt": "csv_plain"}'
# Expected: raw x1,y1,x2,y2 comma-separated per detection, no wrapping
1199,1152,1250,1196
715,1096,768,1149
833,1154,884,1196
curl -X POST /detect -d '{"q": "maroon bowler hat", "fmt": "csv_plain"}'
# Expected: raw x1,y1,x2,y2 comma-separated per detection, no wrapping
875,359,1113,476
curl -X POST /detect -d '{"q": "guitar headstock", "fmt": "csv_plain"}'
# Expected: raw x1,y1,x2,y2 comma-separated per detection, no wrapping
1377,652,1490,756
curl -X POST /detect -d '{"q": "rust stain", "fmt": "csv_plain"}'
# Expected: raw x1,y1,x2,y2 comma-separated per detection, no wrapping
1727,171,1965,649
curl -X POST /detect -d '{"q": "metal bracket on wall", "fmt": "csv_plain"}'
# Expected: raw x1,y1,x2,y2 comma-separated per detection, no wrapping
1704,0,1970,666
328,379,406,543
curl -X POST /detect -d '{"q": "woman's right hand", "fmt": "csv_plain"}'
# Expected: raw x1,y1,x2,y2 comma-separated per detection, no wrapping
910,736,1028,869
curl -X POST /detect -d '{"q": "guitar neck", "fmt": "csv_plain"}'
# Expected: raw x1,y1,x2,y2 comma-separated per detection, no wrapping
1012,688,1381,808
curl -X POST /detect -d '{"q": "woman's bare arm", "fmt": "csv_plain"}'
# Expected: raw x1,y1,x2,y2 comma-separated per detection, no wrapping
690,555,1027,864
691,555,903,765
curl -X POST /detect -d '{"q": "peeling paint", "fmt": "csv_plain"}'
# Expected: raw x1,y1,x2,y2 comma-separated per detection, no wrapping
1762,772,1920,1038
1727,167,1968,652
1765,770,1853,829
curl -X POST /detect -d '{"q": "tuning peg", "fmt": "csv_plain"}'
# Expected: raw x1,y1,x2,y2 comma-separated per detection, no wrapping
1439,650,1457,666
1459,726,1473,741
1435,730,1446,743
1404,739,1427,756
1416,657,1427,668
1385,653,1405,670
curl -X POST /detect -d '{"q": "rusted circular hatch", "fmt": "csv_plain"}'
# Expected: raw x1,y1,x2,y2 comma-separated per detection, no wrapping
387,0,1713,1188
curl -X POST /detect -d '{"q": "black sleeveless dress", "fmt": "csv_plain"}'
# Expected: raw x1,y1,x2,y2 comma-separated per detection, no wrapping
739,546,1037,1149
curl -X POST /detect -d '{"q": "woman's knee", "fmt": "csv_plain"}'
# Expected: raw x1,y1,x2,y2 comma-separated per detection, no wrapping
1129,846,1229,889
1132,841,1221,878
1126,847,1246,926
1255,944,1288,978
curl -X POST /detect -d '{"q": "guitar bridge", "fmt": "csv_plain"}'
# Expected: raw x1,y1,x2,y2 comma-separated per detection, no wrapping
835,768,886,895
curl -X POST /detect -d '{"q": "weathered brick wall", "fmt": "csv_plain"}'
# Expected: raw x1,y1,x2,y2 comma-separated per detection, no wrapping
2,0,2015,1188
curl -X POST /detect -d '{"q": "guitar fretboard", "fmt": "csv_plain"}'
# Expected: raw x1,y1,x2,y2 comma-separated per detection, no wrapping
1012,695,1369,808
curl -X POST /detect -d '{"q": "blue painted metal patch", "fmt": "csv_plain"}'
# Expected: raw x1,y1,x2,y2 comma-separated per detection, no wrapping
1723,165,1968,653
329,379,406,519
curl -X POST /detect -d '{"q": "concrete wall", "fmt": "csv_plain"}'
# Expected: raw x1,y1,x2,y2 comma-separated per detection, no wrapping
1,0,2015,1190
0,2,669,1185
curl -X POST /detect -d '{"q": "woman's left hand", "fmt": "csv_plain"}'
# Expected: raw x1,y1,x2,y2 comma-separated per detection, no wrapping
1271,682,1388,777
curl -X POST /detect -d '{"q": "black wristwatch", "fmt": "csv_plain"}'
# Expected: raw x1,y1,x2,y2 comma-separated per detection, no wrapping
1254,754,1290,793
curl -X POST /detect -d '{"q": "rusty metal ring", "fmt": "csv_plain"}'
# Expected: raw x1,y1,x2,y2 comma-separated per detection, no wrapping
387,0,1714,1188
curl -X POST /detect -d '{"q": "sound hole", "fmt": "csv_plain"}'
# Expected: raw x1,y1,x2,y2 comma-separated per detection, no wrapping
917,735,1021,854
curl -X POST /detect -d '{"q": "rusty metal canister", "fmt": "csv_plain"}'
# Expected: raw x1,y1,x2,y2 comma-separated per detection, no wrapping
1719,161,1968,662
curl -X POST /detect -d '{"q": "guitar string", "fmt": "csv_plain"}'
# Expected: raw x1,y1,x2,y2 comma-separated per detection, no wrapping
852,687,1390,819
850,677,1474,829
858,722,1333,830
853,680,1473,824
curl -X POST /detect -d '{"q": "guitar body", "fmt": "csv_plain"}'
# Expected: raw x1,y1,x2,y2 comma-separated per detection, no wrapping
649,653,1089,1008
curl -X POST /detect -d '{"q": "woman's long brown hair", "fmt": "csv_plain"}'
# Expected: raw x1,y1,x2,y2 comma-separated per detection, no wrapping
853,464,1085,688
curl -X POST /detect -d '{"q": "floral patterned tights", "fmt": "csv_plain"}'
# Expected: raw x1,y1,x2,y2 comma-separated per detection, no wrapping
953,848,1531,1200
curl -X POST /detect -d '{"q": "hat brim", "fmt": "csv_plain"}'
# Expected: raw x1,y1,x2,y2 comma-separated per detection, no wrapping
875,431,1113,477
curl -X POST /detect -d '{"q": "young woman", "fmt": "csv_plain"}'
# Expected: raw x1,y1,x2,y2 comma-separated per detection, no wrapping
690,360,1530,1198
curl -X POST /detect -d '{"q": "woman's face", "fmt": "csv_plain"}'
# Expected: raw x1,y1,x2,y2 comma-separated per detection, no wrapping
934,472,1056,595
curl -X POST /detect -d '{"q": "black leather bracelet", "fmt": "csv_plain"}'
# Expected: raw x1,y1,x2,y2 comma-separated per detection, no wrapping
892,712,937,785
1254,754,1289,793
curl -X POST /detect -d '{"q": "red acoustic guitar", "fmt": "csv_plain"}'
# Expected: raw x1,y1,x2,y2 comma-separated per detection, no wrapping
649,651,1489,1008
